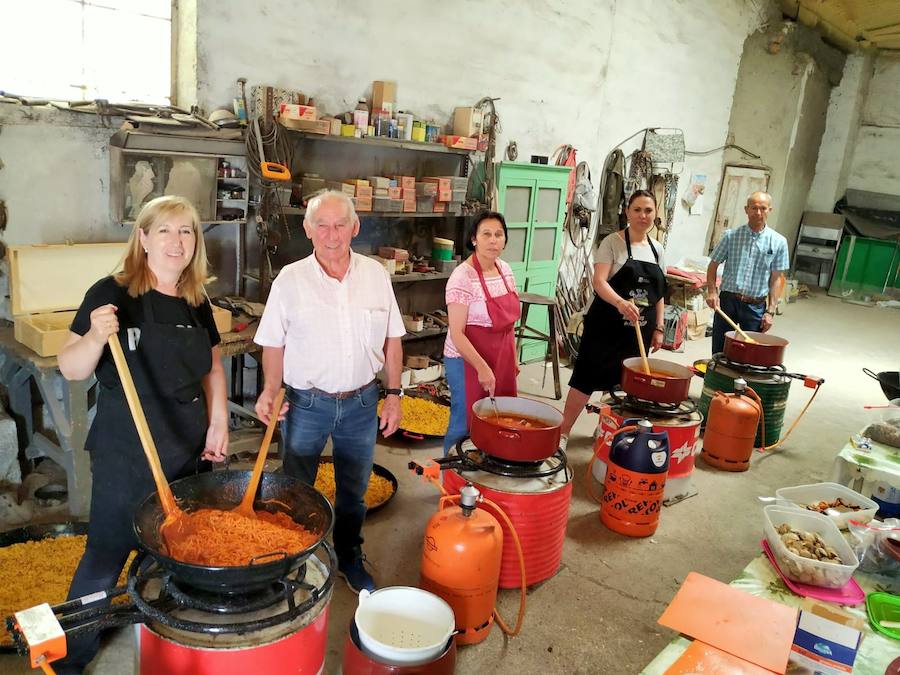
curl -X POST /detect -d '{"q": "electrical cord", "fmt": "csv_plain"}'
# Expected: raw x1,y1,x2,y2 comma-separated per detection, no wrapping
685,143,760,159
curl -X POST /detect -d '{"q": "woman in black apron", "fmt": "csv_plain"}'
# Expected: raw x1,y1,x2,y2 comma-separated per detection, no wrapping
559,190,668,444
55,196,228,674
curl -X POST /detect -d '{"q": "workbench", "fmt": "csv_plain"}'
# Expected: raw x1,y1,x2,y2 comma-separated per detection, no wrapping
0,323,262,518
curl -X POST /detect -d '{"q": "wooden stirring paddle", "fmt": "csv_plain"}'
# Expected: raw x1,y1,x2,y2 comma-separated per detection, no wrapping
630,300,651,375
714,307,758,343
234,387,285,518
106,335,180,523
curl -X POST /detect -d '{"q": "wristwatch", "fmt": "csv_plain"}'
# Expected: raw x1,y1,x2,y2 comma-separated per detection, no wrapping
654,325,665,332
384,388,404,397
763,310,774,317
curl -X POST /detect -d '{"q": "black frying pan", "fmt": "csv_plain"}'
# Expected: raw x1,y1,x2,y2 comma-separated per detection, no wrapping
133,471,334,594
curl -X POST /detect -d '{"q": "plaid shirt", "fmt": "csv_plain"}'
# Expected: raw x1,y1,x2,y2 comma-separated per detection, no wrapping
711,223,789,299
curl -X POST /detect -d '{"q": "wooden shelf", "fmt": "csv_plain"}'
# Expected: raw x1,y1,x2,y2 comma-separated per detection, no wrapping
401,326,447,342
391,272,451,284
280,206,462,219
283,129,475,155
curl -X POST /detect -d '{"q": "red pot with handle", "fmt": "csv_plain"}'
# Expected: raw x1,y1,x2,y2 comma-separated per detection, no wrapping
470,396,562,462
621,357,693,404
723,331,788,367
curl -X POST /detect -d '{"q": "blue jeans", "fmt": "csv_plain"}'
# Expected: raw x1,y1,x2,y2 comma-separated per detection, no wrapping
712,292,765,355
281,381,378,560
443,357,468,455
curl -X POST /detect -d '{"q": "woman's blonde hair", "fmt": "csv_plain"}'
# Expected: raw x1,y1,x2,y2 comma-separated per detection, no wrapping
115,196,211,306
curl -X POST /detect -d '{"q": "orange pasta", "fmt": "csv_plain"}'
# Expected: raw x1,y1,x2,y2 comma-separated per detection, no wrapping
163,509,319,567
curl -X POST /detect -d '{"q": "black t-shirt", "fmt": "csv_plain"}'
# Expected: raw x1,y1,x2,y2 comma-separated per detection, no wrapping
70,276,220,388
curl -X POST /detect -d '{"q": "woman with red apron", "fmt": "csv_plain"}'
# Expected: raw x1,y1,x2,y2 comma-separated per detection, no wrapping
442,212,521,454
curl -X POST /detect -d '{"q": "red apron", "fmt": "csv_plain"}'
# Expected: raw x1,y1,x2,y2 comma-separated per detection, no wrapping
463,256,521,423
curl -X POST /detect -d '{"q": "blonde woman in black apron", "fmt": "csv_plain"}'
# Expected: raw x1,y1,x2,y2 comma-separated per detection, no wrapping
559,190,667,446
55,196,228,674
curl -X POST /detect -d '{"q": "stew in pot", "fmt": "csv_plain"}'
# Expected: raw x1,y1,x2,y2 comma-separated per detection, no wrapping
487,414,555,430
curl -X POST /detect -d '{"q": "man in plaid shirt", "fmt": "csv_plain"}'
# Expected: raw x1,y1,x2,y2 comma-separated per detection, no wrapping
706,191,789,355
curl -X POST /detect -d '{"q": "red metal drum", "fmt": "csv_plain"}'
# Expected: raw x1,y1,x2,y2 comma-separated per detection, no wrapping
138,560,331,674
592,397,702,501
443,463,572,589
342,620,457,674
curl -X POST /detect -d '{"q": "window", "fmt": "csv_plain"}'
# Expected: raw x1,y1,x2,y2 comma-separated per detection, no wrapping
2,0,172,104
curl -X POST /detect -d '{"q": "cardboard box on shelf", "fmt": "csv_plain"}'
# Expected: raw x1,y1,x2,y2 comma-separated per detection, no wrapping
392,176,416,191
372,81,396,111
451,189,467,202
415,182,438,197
279,118,330,134
301,176,327,200
372,256,396,275
387,187,402,200
378,247,410,261
405,355,430,369
355,185,373,198
374,187,390,197
422,177,452,192
450,176,468,190
325,117,341,135
447,202,462,215
444,135,478,151
344,179,370,189
433,202,447,213
387,198,403,212
373,196,392,211
452,106,483,137
403,199,416,212
401,187,416,200
326,181,356,195
436,187,452,202
354,196,372,212
368,176,391,190
416,197,435,213
278,104,316,120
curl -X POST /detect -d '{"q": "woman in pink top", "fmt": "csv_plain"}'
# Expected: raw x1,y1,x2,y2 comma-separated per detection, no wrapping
443,211,520,454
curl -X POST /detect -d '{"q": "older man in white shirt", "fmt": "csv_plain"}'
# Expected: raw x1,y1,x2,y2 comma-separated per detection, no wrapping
255,190,404,593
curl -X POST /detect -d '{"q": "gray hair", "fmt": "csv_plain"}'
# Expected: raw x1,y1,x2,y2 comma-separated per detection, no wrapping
746,191,773,207
305,190,358,225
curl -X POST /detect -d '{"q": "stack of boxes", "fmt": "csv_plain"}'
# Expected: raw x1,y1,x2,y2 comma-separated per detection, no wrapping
342,179,372,212
422,176,467,214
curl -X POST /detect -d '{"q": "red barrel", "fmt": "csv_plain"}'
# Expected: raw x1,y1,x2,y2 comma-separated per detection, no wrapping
600,421,669,537
443,467,572,589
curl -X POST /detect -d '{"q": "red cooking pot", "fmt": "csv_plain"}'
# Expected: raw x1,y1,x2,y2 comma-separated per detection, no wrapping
723,330,788,367
470,396,562,462
621,357,693,404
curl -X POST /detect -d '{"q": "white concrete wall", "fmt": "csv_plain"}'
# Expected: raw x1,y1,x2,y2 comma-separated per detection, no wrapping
847,56,900,198
194,0,762,266
806,53,873,212
1,1,766,269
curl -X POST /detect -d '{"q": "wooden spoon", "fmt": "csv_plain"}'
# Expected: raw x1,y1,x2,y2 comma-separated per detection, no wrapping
714,307,757,343
106,335,180,522
234,387,285,518
631,300,651,375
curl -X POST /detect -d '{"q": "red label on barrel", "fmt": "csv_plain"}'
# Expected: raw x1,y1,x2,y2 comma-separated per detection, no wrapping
601,466,667,537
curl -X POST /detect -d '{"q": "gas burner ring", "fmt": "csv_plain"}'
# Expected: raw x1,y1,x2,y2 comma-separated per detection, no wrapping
451,439,569,480
712,353,786,374
127,544,336,635
608,389,697,417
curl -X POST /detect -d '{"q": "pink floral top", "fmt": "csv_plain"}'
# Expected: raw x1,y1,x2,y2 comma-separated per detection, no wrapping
443,258,518,358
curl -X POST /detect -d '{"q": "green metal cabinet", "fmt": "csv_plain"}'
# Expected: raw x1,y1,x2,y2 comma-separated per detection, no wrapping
828,234,900,299
496,162,571,362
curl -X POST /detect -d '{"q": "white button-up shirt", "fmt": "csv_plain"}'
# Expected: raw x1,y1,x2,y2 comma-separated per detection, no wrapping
254,252,405,393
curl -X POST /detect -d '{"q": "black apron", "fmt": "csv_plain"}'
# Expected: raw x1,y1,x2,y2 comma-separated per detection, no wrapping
578,229,667,391
85,292,213,550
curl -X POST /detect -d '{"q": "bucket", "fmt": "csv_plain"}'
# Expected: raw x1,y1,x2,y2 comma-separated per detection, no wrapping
354,587,456,666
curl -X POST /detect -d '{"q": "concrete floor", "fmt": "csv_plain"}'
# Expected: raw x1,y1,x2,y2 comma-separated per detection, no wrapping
2,290,897,674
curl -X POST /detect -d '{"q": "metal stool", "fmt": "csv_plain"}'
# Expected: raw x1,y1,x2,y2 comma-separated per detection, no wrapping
514,292,562,399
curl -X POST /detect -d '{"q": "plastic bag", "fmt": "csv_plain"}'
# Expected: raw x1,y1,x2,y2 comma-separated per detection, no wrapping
849,518,900,576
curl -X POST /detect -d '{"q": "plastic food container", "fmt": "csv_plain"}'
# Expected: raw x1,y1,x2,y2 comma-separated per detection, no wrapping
763,505,859,588
354,586,455,666
774,482,878,530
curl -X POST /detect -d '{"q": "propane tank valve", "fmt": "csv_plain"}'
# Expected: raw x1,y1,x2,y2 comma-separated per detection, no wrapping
460,483,480,517
638,419,653,432
734,377,748,393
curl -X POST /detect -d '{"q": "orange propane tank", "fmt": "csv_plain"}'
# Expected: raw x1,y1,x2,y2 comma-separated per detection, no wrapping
419,484,503,646
701,378,762,472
